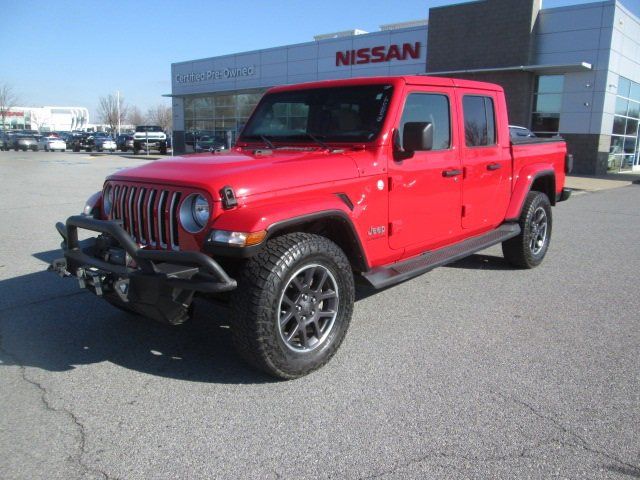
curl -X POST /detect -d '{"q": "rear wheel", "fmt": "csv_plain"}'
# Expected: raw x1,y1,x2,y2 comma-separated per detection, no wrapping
502,191,552,268
231,233,354,379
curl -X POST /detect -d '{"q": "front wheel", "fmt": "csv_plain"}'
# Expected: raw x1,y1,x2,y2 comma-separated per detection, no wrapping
231,233,355,379
502,191,552,268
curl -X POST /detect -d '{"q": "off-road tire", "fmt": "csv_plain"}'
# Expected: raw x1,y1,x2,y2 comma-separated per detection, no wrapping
502,191,552,268
231,233,355,379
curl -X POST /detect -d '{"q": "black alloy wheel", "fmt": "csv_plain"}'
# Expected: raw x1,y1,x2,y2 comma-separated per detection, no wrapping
232,233,355,379
502,191,552,268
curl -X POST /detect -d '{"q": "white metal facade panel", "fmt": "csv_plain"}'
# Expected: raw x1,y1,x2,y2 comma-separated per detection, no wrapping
171,26,427,97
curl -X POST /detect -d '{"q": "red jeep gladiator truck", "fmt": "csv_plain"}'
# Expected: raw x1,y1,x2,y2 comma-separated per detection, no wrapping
50,76,571,378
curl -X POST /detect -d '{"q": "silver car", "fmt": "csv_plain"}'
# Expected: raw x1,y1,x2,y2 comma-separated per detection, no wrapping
94,136,117,152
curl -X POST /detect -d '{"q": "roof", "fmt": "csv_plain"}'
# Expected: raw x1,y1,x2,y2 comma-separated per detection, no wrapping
266,75,504,93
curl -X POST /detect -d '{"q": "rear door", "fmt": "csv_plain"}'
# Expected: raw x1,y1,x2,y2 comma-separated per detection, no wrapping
458,92,511,230
388,88,462,251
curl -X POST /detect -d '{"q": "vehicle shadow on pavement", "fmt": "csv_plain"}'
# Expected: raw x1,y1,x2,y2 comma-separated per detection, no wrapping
446,253,513,271
0,252,277,385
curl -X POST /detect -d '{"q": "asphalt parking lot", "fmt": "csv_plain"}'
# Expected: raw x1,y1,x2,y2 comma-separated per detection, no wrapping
0,150,638,479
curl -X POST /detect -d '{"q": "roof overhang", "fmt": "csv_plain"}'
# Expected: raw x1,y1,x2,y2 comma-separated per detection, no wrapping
426,62,592,76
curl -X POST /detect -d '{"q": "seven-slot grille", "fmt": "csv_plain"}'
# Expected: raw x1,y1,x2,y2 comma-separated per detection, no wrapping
108,183,182,250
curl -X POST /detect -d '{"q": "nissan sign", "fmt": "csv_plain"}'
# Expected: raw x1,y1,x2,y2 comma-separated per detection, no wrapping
336,42,421,67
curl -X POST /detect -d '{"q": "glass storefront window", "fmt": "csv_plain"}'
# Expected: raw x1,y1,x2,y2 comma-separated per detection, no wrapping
631,83,640,102
182,88,267,152
613,116,626,135
618,77,631,98
531,75,564,136
538,75,564,93
610,76,640,172
535,94,563,114
615,97,629,116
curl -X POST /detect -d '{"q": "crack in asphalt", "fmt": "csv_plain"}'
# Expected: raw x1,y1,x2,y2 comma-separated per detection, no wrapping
0,324,117,479
493,391,640,476
357,391,640,480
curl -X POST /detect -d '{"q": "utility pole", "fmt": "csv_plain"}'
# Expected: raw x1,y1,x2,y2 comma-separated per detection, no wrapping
117,90,120,136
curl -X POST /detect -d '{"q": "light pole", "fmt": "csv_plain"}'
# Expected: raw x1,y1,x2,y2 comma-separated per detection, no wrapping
116,90,121,136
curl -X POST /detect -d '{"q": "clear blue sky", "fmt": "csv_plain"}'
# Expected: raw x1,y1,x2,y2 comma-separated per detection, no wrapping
1,0,638,123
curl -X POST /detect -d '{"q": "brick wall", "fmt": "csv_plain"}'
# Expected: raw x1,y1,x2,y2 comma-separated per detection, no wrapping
427,0,541,72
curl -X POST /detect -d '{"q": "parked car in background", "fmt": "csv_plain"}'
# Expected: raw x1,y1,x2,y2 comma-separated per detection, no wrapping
12,134,39,151
38,135,67,151
509,125,537,139
194,135,226,152
133,125,167,154
0,131,14,151
116,134,134,152
94,135,117,152
68,132,92,152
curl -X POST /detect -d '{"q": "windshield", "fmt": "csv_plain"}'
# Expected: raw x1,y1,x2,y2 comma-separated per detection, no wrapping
136,126,163,132
240,84,393,144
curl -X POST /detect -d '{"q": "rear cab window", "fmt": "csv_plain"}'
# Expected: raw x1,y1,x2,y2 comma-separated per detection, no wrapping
462,95,496,147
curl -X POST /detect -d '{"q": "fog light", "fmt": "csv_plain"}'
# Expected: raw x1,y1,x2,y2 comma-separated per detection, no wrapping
209,230,266,247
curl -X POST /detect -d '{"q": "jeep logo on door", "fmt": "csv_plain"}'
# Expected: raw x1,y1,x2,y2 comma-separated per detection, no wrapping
335,42,421,67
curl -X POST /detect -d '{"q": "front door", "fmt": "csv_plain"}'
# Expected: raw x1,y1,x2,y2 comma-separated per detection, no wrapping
388,90,462,252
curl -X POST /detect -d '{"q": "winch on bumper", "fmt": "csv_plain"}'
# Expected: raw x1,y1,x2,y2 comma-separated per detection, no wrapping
49,215,237,325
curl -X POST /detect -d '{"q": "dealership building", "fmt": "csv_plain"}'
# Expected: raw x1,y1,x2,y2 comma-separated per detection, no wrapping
1,106,89,132
170,0,640,174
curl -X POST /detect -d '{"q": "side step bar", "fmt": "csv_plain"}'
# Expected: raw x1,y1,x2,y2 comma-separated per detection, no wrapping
361,223,521,289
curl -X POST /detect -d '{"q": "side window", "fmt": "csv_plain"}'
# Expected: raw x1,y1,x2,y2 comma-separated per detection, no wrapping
463,95,496,147
399,93,451,150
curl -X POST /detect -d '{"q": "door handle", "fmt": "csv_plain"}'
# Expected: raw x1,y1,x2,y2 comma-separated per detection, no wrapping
442,169,463,177
487,163,502,171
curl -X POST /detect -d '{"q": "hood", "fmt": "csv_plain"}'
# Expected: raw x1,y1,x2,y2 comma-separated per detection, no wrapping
108,149,361,198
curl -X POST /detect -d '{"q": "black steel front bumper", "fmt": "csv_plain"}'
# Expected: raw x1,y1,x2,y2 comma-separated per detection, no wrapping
50,215,237,324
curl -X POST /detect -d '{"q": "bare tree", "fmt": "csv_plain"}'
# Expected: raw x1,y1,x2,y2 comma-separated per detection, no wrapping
127,106,145,126
0,83,19,131
146,104,172,132
97,93,128,133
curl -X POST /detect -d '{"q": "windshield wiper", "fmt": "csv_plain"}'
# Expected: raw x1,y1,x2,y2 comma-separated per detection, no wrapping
305,132,331,151
260,135,275,149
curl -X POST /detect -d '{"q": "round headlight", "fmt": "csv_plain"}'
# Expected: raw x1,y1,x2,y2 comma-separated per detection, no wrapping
180,194,210,233
103,186,113,216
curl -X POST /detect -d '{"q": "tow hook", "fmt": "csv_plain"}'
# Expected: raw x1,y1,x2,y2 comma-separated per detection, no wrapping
48,258,71,277
77,267,105,296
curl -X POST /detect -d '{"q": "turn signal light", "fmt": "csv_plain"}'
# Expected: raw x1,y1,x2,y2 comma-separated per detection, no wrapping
209,229,267,247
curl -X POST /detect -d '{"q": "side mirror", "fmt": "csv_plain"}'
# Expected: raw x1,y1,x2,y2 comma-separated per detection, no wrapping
403,122,433,153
